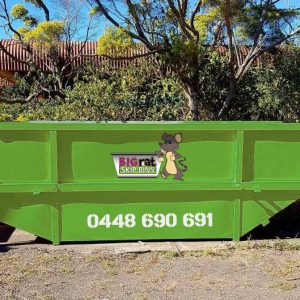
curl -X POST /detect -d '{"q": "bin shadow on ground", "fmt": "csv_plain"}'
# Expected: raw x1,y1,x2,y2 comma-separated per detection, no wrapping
0,244,9,253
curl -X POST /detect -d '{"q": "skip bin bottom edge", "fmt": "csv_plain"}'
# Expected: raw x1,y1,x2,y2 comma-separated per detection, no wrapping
0,191,298,244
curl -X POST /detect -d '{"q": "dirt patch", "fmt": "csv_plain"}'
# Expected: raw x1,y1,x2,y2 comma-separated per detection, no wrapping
1,241,299,300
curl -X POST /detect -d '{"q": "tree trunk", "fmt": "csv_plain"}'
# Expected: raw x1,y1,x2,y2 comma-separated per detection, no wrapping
154,54,201,120
182,82,200,120
218,78,237,118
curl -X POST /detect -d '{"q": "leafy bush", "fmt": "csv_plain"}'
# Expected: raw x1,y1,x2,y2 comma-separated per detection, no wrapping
63,64,188,120
1,46,300,121
249,46,300,121
0,63,188,121
199,45,300,121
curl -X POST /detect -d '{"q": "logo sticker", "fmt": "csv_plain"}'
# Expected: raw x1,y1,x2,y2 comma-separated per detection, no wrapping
112,133,187,180
112,153,161,178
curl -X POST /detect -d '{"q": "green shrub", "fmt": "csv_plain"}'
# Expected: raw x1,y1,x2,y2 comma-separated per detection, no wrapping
63,64,187,121
200,45,300,121
1,46,300,121
249,46,300,121
0,63,188,121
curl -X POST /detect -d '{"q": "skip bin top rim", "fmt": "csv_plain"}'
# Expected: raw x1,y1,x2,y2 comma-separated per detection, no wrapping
1,121,300,131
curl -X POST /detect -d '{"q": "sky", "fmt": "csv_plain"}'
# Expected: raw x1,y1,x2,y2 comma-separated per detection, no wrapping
0,0,299,41
0,0,102,40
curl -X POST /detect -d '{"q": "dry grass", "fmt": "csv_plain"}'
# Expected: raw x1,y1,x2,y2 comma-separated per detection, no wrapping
269,281,297,291
1,241,299,299
235,239,300,251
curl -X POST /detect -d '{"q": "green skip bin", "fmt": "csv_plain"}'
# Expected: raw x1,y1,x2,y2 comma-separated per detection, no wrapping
0,121,299,244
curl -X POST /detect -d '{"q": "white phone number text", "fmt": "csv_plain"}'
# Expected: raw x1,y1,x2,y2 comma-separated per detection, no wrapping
87,213,213,229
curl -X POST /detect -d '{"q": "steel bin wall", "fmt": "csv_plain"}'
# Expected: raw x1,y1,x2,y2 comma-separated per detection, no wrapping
0,122,299,244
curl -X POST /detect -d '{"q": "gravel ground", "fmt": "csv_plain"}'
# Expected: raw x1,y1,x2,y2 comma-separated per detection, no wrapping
1,237,300,300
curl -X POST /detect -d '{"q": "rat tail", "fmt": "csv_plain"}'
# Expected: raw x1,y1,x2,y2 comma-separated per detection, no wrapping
178,157,188,172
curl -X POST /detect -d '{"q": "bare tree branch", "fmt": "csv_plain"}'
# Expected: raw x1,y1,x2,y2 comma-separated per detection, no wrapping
166,0,197,39
0,92,41,104
93,0,155,49
190,0,202,32
0,40,28,64
258,26,300,55
34,0,50,21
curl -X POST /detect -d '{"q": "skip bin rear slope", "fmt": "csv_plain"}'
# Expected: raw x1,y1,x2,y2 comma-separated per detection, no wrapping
0,122,299,244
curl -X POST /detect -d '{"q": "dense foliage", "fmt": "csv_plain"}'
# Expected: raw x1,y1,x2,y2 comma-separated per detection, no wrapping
1,45,300,122
97,27,136,56
1,0,299,119
0,63,187,121
87,0,300,119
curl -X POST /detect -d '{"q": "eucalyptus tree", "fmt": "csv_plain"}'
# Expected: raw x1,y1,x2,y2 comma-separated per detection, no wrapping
88,0,300,119
220,0,300,116
0,0,97,103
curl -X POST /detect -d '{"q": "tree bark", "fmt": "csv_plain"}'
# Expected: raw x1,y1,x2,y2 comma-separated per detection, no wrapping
181,81,200,120
218,78,237,118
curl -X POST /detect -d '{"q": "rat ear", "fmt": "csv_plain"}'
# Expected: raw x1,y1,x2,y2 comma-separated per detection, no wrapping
175,133,182,143
162,132,169,141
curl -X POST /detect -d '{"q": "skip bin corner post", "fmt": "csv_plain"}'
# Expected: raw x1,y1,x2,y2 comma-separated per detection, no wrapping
49,130,61,245
51,204,61,245
232,130,244,241
232,198,242,241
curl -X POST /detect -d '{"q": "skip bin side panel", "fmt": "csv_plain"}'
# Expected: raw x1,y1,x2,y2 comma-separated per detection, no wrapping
61,201,234,241
1,122,300,243
60,191,235,241
57,130,237,184
243,131,300,183
0,131,52,183
0,193,56,242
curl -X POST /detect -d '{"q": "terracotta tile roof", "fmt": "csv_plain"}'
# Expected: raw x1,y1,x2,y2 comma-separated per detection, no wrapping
1,40,97,72
0,40,277,87
0,40,150,72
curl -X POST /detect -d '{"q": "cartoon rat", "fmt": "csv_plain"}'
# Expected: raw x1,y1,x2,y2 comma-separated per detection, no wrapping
157,132,187,180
